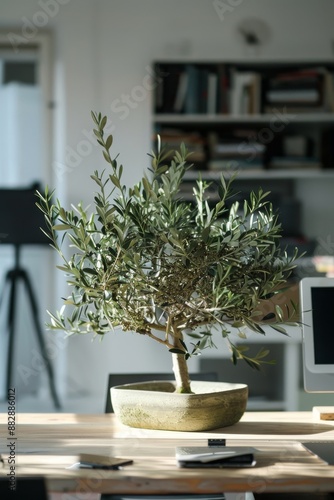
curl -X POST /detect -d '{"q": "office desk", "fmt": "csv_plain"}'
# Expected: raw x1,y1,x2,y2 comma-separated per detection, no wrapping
0,412,334,496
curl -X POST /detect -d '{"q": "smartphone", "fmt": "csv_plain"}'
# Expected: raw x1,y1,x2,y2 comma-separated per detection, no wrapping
78,453,133,470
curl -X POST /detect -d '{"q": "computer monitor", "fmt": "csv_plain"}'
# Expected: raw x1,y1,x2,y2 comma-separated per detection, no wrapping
300,276,334,393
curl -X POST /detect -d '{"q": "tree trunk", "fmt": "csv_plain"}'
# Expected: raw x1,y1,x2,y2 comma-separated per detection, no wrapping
172,352,191,393
171,330,192,393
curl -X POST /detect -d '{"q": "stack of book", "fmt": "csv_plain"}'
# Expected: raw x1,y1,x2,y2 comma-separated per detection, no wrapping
156,128,206,164
263,67,331,113
268,133,321,170
207,131,265,172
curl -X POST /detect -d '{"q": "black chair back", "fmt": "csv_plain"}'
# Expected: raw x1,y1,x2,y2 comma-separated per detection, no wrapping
0,477,48,499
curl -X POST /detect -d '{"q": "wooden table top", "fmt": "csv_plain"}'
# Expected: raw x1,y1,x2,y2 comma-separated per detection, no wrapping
1,411,334,495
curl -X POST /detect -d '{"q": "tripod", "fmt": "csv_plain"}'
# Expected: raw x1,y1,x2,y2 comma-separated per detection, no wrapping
0,245,61,409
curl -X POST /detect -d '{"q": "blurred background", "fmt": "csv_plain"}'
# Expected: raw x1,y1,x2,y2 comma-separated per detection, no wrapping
0,0,334,413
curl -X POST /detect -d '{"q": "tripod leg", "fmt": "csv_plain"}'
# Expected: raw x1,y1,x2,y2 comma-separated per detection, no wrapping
21,271,61,409
0,272,9,311
6,272,17,394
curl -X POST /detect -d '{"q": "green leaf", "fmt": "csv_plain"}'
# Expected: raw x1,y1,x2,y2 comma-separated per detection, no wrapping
169,348,185,355
100,115,107,129
83,268,99,275
275,304,284,322
270,324,289,335
106,135,113,150
103,151,111,164
110,175,121,188
262,312,275,321
52,224,72,231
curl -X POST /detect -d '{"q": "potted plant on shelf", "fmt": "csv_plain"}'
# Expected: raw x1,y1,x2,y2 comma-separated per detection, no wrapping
37,112,299,431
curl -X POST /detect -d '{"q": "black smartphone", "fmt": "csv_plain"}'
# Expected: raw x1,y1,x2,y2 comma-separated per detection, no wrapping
78,453,133,470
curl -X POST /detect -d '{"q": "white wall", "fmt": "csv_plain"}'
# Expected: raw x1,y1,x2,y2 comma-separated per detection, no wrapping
1,0,334,405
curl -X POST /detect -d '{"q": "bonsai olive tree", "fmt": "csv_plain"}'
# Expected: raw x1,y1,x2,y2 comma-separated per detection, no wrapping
37,112,298,394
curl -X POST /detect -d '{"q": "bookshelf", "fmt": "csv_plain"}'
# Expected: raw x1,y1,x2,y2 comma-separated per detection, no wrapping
153,59,334,252
153,60,334,177
152,59,334,410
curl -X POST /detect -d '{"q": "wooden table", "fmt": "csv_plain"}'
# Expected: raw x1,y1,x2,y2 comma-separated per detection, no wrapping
1,412,334,497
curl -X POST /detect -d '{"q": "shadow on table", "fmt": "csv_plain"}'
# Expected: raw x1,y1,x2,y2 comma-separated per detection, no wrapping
218,421,331,436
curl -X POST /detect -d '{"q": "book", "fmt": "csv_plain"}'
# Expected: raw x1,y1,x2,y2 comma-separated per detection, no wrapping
208,158,264,172
207,71,218,114
208,131,265,159
267,68,325,87
157,64,185,113
266,89,320,103
230,70,259,115
213,141,265,156
173,71,189,112
175,446,256,468
268,156,321,170
184,64,200,114
217,63,230,114
324,70,334,112
158,128,206,162
248,73,261,114
263,105,326,113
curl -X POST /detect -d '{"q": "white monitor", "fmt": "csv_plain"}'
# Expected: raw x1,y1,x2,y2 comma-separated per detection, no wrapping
300,277,334,393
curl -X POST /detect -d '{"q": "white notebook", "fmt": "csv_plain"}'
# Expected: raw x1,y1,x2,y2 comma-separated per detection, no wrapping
175,446,256,467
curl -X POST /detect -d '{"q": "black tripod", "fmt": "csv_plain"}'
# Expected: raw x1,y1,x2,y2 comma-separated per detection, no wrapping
0,244,61,409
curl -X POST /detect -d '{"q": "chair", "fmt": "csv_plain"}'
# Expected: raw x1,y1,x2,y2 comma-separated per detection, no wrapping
0,477,48,499
105,371,218,413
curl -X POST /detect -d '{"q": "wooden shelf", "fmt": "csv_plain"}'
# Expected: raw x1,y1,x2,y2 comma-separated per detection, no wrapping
183,169,334,181
154,113,334,125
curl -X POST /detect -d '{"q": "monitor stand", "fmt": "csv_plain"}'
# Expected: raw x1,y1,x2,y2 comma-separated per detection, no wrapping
313,406,334,420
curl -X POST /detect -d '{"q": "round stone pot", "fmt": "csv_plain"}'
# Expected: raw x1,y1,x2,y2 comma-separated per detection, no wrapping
110,380,248,431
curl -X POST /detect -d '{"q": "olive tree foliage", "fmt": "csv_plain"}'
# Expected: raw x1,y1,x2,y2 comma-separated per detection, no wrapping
36,112,298,393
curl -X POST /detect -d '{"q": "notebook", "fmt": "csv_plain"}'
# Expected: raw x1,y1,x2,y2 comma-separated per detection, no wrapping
175,446,256,468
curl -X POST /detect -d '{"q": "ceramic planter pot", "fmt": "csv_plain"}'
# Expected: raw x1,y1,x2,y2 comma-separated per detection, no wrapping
110,380,248,431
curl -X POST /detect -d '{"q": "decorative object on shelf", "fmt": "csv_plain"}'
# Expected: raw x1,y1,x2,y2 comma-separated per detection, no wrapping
236,18,271,56
37,112,299,431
